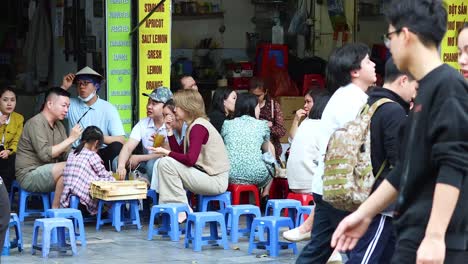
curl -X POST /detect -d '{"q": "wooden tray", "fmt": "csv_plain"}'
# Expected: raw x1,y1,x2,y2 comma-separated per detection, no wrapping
90,180,147,201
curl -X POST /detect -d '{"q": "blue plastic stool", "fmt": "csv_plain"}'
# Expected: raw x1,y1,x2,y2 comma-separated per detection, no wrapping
248,216,297,257
265,199,301,224
2,213,23,256
295,205,314,227
224,205,261,243
9,180,20,209
31,218,78,258
18,188,51,222
198,192,231,213
147,189,158,206
147,203,190,241
69,195,97,223
46,209,86,247
96,199,142,232
184,212,229,252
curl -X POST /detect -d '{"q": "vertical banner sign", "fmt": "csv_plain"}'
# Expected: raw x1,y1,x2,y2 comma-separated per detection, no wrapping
442,0,466,71
106,0,133,135
138,1,171,119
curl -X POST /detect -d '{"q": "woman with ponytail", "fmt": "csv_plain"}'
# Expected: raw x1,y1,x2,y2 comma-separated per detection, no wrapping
60,126,115,215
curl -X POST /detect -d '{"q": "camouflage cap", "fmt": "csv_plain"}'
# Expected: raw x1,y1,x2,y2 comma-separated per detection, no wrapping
142,86,173,103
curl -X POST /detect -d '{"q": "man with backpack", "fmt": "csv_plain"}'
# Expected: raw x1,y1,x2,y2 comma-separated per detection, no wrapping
332,1,468,263
345,58,418,263
296,42,376,263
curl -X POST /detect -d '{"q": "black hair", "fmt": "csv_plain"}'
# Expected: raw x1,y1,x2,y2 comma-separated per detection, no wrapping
163,99,175,112
234,93,258,118
249,77,266,92
308,93,331,120
305,89,326,104
74,126,104,155
326,43,370,93
210,87,235,115
385,0,447,48
41,87,71,111
384,57,413,83
0,86,16,98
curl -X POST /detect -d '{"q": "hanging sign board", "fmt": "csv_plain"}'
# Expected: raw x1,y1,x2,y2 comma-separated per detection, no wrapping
138,0,172,119
106,0,133,134
441,0,466,72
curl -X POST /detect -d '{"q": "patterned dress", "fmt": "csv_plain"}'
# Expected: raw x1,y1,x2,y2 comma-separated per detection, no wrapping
221,115,272,187
259,97,287,162
60,148,115,215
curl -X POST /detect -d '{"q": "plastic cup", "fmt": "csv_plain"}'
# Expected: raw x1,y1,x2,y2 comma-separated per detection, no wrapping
153,134,165,148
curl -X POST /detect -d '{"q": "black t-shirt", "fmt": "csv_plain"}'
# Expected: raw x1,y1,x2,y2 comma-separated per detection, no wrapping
386,64,468,249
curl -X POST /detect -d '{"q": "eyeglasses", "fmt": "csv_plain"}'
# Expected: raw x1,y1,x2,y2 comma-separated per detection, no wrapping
383,29,402,48
76,80,93,87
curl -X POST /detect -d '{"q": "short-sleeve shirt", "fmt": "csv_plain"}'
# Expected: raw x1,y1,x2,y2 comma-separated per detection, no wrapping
221,115,271,187
67,97,125,147
15,113,69,181
129,117,168,154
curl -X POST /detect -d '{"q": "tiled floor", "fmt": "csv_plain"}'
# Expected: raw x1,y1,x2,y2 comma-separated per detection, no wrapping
2,217,307,263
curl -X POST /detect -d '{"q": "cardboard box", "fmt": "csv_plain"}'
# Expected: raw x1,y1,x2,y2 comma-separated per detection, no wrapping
277,96,305,120
280,118,294,143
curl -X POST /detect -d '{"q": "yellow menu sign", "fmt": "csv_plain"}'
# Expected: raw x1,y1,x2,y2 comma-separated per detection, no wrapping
442,0,466,71
138,1,172,119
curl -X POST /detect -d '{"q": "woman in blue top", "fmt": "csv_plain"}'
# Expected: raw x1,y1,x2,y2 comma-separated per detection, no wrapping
221,93,273,198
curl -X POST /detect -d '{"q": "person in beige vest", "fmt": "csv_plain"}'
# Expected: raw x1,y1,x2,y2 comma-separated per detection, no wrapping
148,89,230,223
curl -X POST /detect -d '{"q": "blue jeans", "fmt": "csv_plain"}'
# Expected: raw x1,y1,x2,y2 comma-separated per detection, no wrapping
296,194,350,264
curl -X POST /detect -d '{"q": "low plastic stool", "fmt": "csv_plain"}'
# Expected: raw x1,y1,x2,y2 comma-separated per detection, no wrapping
286,192,314,218
296,205,314,227
18,188,51,222
147,189,158,206
184,212,229,252
224,205,261,243
265,199,301,224
228,184,260,206
198,192,231,213
286,192,314,206
31,218,78,258
147,203,190,241
248,216,297,257
2,213,22,256
46,209,86,247
69,195,96,223
96,199,142,232
9,180,20,209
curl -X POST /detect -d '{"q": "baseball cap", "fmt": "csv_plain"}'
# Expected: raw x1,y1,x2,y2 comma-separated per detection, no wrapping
142,87,173,103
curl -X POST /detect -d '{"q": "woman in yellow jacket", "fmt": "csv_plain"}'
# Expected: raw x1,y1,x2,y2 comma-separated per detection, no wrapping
0,87,23,190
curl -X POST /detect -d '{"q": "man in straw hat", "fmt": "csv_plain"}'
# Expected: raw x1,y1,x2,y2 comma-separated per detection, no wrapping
61,66,125,171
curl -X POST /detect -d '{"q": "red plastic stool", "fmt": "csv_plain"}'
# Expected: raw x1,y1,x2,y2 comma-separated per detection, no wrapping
286,192,314,219
228,184,260,207
286,192,314,206
268,178,289,200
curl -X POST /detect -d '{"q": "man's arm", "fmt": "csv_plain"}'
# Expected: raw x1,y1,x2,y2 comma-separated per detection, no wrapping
416,183,460,264
117,138,139,178
51,124,82,158
331,180,398,251
104,135,125,145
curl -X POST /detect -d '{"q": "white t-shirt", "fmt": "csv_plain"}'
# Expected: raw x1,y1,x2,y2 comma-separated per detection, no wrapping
287,119,324,193
129,117,168,154
313,83,369,195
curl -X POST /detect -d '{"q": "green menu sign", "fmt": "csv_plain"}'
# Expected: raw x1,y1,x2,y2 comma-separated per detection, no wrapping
106,0,132,135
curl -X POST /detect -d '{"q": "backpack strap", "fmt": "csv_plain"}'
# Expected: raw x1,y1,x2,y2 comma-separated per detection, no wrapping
368,98,395,117
374,159,387,179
